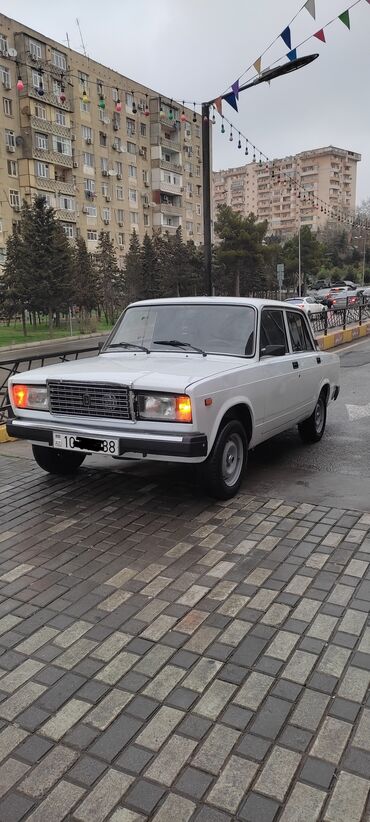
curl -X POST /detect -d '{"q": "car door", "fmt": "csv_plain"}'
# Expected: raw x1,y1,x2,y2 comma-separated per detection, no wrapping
285,310,320,421
258,308,302,437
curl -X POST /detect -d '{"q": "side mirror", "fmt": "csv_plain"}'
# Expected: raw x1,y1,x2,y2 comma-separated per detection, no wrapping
260,344,286,357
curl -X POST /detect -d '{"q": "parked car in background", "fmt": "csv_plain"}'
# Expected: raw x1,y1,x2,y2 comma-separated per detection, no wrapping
285,297,327,318
325,289,359,310
7,297,340,500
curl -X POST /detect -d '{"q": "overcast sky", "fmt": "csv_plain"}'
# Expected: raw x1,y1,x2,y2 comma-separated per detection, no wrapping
4,0,370,202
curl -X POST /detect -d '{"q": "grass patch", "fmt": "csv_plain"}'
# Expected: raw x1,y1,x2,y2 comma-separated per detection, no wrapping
0,319,113,348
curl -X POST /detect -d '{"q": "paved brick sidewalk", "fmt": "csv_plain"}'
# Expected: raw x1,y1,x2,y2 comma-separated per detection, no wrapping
0,453,370,821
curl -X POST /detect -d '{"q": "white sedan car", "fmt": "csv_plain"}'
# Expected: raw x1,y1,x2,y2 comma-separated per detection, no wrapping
285,297,327,317
7,298,340,500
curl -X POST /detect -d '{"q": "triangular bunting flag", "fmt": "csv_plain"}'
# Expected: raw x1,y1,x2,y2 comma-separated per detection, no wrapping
231,80,239,100
214,96,222,115
253,56,262,74
281,26,292,49
287,49,297,61
314,28,326,42
304,0,316,19
224,91,238,112
339,10,350,29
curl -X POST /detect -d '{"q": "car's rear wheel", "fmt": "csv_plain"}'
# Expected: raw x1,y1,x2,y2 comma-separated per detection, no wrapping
298,392,327,443
199,419,247,499
32,444,86,475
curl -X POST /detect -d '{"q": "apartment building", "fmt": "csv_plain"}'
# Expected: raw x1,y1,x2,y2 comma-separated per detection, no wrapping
213,146,361,239
0,13,203,266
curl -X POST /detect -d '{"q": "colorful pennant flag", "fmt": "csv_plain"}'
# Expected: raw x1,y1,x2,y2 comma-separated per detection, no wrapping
314,28,326,42
338,10,350,29
214,96,222,115
224,91,238,112
253,57,262,74
304,0,316,20
231,80,239,100
280,26,292,49
287,49,297,61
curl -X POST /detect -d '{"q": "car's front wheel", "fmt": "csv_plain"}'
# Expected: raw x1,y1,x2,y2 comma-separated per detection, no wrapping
199,419,247,499
298,392,327,443
32,445,86,475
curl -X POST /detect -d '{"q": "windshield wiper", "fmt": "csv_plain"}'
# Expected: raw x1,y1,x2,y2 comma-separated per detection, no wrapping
106,342,150,353
153,339,207,357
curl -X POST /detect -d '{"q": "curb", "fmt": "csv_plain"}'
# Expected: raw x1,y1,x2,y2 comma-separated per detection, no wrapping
0,330,109,355
0,425,14,443
317,321,370,350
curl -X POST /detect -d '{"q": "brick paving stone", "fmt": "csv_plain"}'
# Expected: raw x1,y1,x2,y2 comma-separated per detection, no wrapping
192,723,240,774
310,717,352,764
0,659,44,692
318,644,351,678
265,631,299,661
95,651,139,685
239,792,280,822
291,689,330,731
338,608,367,635
20,744,77,797
135,706,184,750
182,657,222,692
177,714,212,739
353,706,370,749
342,746,370,779
0,724,28,762
0,757,29,798
115,745,153,774
324,771,370,821
15,734,53,764
145,733,197,785
233,671,273,710
249,696,291,739
183,627,220,653
338,665,370,702
40,698,91,740
207,754,258,812
300,757,336,790
125,779,166,814
282,650,317,684
176,766,213,799
74,768,134,821
89,714,142,762
25,779,85,821
109,810,145,821
194,679,236,720
151,793,196,822
279,782,326,821
254,745,301,801
85,689,133,730
68,755,108,786
0,681,46,721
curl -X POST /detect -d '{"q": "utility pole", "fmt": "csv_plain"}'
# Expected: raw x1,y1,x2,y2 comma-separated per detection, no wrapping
362,236,366,287
298,223,302,296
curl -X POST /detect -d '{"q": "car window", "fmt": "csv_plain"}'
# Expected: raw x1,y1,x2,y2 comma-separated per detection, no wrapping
286,311,314,353
260,309,287,353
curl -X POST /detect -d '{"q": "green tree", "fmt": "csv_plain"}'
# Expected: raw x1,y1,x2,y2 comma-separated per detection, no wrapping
141,233,161,299
73,237,98,320
2,226,29,335
282,226,324,292
95,231,121,323
214,205,267,296
124,230,143,303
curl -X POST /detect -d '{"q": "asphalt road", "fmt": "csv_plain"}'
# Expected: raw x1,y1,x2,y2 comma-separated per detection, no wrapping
2,336,370,512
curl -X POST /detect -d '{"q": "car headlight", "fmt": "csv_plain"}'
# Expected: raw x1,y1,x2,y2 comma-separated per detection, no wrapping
11,384,49,411
136,393,192,423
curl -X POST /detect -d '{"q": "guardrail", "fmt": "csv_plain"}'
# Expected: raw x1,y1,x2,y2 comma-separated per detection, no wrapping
311,302,370,336
0,345,100,425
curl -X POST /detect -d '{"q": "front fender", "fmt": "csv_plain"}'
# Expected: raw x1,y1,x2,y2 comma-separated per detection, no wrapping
206,396,255,453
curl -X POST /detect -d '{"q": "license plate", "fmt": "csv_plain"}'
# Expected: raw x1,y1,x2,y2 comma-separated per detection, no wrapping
52,432,119,456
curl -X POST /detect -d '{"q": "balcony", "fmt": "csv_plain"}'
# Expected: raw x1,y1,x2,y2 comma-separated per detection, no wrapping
30,116,71,139
160,136,180,151
36,178,75,196
152,158,182,173
153,203,182,217
159,181,182,196
33,147,73,168
28,87,73,112
55,209,76,223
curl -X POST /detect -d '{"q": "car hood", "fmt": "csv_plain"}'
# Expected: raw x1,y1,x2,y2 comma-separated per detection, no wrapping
11,352,249,393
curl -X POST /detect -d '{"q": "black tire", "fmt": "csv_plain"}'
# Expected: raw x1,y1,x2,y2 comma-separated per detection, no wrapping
298,392,327,444
32,444,86,475
199,419,248,500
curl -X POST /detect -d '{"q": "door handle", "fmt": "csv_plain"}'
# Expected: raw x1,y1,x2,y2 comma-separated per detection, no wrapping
292,361,299,370
316,356,321,364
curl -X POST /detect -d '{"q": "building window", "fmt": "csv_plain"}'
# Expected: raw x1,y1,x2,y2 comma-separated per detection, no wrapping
118,232,124,246
140,146,147,160
142,170,149,185
195,166,201,177
115,161,123,177
143,214,149,227
125,91,133,108
82,125,93,141
0,34,8,55
0,66,10,88
195,124,200,139
140,123,147,137
103,208,110,222
85,205,97,216
129,189,137,204
101,157,108,172
78,71,88,89
52,79,63,97
127,142,136,155
186,221,193,232
197,223,201,234
80,99,90,114
113,137,121,151
59,196,75,211
196,203,201,216
128,164,137,179
3,98,12,116
116,209,124,223
52,136,72,156
83,152,94,168
5,129,15,149
35,132,48,150
87,229,97,240
7,159,17,176
116,186,124,200
55,110,66,126
98,107,107,123
130,212,139,225
32,70,41,89
99,132,107,147
29,39,42,59
186,183,193,196
35,161,49,178
196,185,201,196
112,87,119,102
126,118,135,136
84,178,95,194
52,50,66,71
35,101,46,120
101,182,108,197
9,189,20,208
61,223,74,239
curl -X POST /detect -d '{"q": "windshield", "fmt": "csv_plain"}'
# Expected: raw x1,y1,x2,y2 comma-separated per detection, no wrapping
106,303,256,357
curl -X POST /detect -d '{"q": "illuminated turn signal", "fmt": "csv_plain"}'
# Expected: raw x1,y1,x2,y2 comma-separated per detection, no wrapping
176,395,192,423
12,384,29,408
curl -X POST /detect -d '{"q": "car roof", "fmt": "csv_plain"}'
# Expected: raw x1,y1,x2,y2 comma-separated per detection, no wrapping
129,297,298,310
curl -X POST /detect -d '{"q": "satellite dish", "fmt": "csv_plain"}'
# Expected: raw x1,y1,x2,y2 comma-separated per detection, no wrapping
108,169,117,176
7,47,17,57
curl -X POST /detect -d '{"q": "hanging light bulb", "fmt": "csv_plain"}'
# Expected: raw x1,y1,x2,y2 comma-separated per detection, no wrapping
252,148,256,163
229,128,233,142
16,75,24,92
245,141,249,156
60,84,66,103
98,94,105,109
192,102,197,123
221,117,225,134
37,71,44,97
144,94,150,116
115,89,122,112
82,85,89,103
237,133,241,149
211,107,216,125
131,91,137,114
180,109,187,123
259,153,262,166
159,98,165,118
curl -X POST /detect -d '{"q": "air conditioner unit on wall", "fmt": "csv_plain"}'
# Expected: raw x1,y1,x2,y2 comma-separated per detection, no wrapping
73,161,79,168
105,195,111,202
102,169,109,177
6,144,15,153
118,221,123,227
116,173,122,180
86,137,92,145
103,218,110,225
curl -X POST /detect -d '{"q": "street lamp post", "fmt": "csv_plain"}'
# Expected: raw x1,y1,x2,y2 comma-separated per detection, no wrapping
298,222,302,296
354,234,367,287
202,54,319,296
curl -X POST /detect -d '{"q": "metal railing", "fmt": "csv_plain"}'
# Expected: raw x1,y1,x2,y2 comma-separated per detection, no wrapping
0,345,100,425
311,301,370,336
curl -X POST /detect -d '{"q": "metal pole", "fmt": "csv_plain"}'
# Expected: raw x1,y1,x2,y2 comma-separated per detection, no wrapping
201,102,212,296
298,223,302,297
362,237,366,287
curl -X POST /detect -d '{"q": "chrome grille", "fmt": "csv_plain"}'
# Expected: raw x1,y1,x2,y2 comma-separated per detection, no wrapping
48,380,131,420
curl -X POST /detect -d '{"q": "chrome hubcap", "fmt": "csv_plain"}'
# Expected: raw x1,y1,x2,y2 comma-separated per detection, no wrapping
315,399,325,433
222,433,244,487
